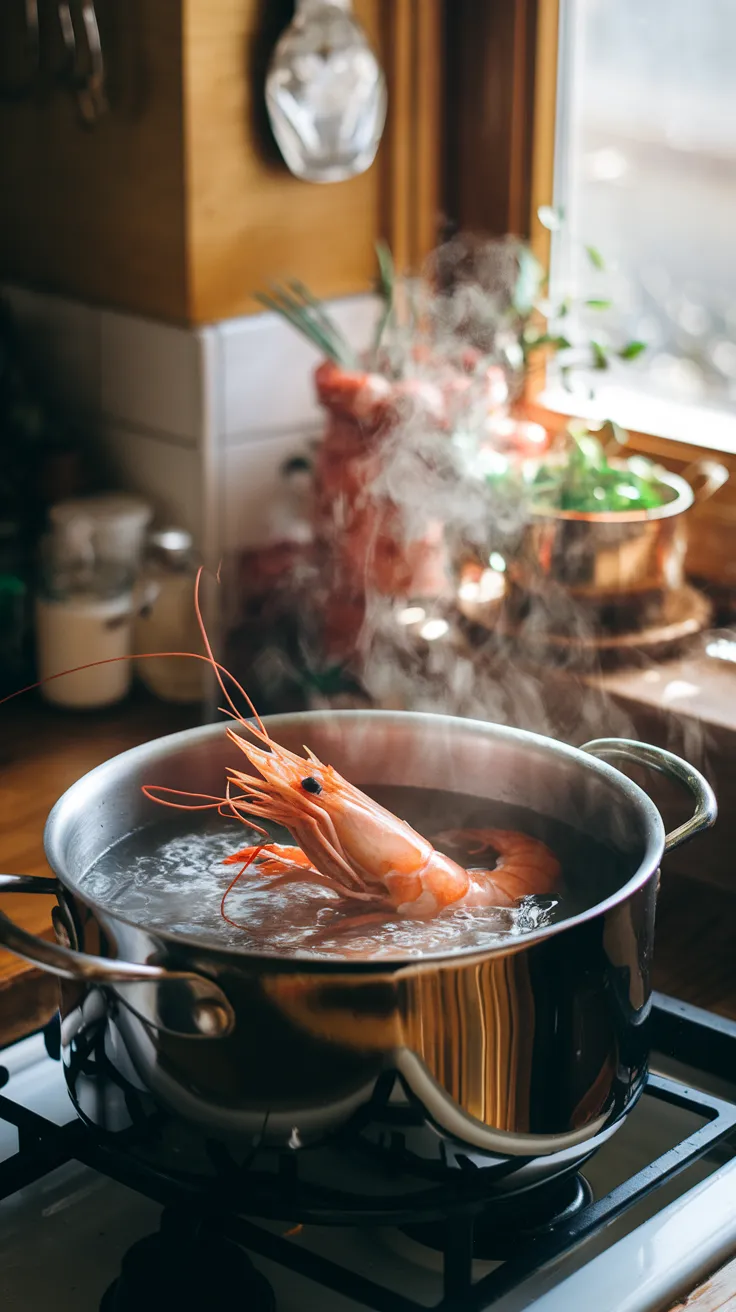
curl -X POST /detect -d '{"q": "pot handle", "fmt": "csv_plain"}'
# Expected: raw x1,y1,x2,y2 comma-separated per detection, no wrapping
681,459,729,504
0,874,235,1039
580,740,716,853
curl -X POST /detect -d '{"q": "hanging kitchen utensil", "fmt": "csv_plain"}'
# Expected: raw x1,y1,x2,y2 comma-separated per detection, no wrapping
0,0,39,102
56,1,77,79
0,0,107,123
68,0,107,125
265,0,387,183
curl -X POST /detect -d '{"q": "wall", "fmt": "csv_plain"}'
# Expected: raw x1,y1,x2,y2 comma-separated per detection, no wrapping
2,282,378,566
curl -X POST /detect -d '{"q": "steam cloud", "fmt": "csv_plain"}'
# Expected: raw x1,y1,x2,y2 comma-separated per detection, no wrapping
243,234,709,782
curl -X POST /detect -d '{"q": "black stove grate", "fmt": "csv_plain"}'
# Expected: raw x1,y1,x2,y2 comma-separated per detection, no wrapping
1,992,736,1312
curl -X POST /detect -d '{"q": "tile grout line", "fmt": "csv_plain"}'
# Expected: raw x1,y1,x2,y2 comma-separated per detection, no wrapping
96,413,202,450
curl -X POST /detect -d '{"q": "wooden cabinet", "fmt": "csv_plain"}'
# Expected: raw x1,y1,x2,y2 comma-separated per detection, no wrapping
0,0,442,324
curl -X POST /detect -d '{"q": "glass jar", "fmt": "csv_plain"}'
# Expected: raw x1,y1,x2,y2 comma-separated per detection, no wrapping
35,518,135,710
133,529,205,705
50,494,152,575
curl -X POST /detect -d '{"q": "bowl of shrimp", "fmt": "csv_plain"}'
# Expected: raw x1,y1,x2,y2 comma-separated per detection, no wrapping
0,702,715,1193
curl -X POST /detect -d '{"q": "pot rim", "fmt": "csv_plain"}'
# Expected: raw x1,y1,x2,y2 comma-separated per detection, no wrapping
43,711,667,972
528,465,693,524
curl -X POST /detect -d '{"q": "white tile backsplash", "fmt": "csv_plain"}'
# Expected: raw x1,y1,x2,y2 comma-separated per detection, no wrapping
100,311,207,444
222,431,315,552
2,284,376,588
102,424,202,540
220,293,380,442
2,284,99,419
220,311,321,440
329,293,382,351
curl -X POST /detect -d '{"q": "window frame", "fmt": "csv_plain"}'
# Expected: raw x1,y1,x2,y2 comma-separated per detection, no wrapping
443,0,736,588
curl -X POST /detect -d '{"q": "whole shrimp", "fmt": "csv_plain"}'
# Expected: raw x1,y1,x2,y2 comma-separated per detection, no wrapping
212,742,561,920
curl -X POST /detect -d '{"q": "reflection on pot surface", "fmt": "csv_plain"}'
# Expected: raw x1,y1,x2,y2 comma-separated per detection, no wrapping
511,460,728,613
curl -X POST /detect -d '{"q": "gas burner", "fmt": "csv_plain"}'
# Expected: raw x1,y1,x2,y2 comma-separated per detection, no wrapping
1,995,736,1312
100,1209,275,1312
401,1171,595,1261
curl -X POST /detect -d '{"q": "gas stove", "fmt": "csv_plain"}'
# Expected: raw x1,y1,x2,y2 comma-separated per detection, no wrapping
1,995,735,1312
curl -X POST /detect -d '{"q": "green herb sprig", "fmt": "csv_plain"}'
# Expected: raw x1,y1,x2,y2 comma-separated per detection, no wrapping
515,210,647,384
255,282,359,369
529,423,667,514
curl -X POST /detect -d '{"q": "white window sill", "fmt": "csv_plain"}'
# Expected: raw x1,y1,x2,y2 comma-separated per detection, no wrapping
540,383,736,457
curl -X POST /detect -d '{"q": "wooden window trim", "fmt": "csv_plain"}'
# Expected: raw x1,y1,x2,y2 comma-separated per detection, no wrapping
444,0,541,243
381,0,444,272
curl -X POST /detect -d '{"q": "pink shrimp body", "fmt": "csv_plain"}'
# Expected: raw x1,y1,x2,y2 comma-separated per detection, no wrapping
431,828,560,906
224,731,472,916
221,732,560,918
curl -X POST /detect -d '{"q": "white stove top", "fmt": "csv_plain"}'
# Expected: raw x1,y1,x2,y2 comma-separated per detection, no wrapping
1,1030,735,1312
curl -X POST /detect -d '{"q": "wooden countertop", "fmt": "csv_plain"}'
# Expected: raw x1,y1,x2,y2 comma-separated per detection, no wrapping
0,689,200,1046
670,1255,736,1309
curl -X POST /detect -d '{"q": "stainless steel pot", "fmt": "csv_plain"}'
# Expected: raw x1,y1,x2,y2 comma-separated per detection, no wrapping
509,460,728,615
0,712,716,1193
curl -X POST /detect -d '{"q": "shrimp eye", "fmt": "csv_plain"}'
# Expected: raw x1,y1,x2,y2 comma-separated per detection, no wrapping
301,776,322,795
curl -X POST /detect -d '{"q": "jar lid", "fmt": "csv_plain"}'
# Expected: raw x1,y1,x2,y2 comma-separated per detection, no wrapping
146,526,195,569
149,527,193,554
50,494,153,530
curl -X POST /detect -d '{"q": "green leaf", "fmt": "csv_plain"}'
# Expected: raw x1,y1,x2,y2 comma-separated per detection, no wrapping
601,418,629,449
586,298,613,311
255,288,358,368
286,279,358,363
537,205,564,231
504,340,525,369
522,325,545,346
550,335,572,352
513,246,545,316
619,339,647,361
557,298,571,318
372,239,396,355
585,245,606,271
591,339,610,370
374,240,395,303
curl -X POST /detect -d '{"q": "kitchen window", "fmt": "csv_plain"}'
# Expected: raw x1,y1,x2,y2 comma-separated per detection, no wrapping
539,0,736,457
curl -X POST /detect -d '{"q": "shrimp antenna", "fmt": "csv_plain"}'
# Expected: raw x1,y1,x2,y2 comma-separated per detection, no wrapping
193,566,268,740
0,571,270,744
0,651,267,735
141,786,228,811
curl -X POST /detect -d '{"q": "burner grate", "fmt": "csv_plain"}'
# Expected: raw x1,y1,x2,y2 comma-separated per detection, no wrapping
1,993,735,1311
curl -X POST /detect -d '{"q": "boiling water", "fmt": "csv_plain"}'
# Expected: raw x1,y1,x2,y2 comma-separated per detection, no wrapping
79,786,631,960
